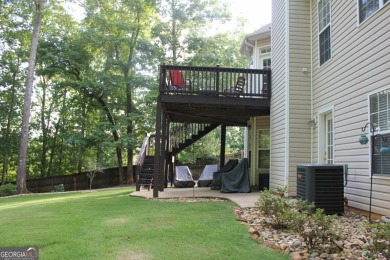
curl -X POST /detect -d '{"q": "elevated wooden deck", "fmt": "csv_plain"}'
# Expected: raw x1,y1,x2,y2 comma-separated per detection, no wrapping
151,65,272,197
159,65,271,125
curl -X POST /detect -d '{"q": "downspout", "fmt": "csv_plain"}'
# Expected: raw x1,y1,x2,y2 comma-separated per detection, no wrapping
245,39,255,48
244,39,255,60
310,0,314,163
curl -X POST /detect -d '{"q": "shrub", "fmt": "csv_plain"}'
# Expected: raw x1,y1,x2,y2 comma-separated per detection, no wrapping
287,199,315,234
0,183,16,197
366,222,390,259
257,188,338,250
301,208,337,249
54,184,64,192
255,188,291,229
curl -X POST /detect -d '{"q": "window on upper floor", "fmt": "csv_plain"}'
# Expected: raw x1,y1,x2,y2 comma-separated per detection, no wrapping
318,0,331,66
369,88,390,175
359,0,389,23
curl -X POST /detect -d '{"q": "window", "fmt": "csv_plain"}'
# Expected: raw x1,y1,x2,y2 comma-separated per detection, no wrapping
369,88,390,175
263,58,271,69
257,130,270,169
257,46,271,94
326,116,334,164
359,0,389,23
318,0,331,65
260,47,271,54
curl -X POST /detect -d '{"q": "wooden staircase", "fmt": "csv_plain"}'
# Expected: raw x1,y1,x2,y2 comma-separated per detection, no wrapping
170,122,220,155
136,155,154,191
135,123,220,191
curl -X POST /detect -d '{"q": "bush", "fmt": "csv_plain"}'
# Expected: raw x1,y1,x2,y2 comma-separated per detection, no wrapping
0,183,16,197
54,184,64,192
255,188,291,229
366,222,390,259
286,198,315,234
299,208,337,249
256,187,338,250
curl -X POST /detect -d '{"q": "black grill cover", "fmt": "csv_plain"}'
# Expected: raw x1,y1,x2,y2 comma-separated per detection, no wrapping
210,159,239,190
221,158,250,193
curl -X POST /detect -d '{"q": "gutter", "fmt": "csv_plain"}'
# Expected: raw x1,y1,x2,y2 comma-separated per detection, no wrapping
241,39,255,57
244,39,255,48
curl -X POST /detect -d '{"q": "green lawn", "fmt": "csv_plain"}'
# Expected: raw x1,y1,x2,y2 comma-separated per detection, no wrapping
0,187,287,260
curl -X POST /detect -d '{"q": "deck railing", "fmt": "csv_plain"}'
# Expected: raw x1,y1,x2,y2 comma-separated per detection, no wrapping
160,64,271,98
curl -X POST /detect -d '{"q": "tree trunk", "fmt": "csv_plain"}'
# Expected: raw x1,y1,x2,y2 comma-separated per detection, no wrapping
1,58,19,185
40,76,47,177
95,95,124,183
77,98,87,173
171,0,177,64
1,153,9,185
126,80,133,184
16,0,44,194
48,90,66,176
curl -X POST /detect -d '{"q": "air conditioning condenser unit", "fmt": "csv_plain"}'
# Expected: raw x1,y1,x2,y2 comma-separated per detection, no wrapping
297,164,345,215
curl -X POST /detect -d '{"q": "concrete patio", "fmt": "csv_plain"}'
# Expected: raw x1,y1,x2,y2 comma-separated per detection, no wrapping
131,187,261,208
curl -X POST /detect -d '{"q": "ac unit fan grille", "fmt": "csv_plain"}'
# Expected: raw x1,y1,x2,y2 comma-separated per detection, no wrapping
296,165,345,215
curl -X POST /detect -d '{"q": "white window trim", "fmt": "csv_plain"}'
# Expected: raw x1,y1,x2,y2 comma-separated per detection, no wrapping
357,0,389,26
256,45,271,69
317,0,332,67
367,86,390,135
317,106,335,164
366,87,390,176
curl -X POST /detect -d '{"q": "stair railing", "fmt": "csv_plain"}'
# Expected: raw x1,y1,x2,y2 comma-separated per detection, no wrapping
135,134,155,182
169,122,220,154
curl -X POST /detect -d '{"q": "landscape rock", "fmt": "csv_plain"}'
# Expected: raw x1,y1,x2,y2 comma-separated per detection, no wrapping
234,207,383,260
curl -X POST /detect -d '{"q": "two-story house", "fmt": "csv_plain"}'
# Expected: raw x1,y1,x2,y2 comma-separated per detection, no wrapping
242,0,389,217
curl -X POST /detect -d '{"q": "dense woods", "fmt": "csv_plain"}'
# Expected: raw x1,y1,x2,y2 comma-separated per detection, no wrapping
0,0,249,192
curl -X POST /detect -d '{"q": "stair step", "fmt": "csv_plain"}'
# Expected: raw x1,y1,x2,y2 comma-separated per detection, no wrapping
137,154,154,189
139,174,153,177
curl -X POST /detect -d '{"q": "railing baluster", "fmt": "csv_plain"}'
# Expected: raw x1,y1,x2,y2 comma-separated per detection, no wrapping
159,64,271,98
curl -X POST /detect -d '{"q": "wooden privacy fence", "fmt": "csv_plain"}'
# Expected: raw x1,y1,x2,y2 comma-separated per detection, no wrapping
25,166,130,193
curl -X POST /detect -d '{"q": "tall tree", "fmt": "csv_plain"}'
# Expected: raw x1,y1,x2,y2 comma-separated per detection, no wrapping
16,0,44,193
82,0,157,183
155,0,230,64
1,0,31,184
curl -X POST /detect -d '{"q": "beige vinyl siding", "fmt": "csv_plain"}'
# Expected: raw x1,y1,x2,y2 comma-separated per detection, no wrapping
271,0,288,188
271,0,312,194
311,0,390,215
256,39,270,48
287,0,312,196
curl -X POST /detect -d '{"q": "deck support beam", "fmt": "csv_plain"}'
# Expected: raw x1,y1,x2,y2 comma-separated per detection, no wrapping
160,116,168,191
153,98,162,198
220,124,226,168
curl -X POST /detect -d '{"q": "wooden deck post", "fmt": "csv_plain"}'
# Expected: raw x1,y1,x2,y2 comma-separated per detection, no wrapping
220,124,226,168
159,113,168,191
164,121,171,188
153,98,162,198
215,64,220,93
